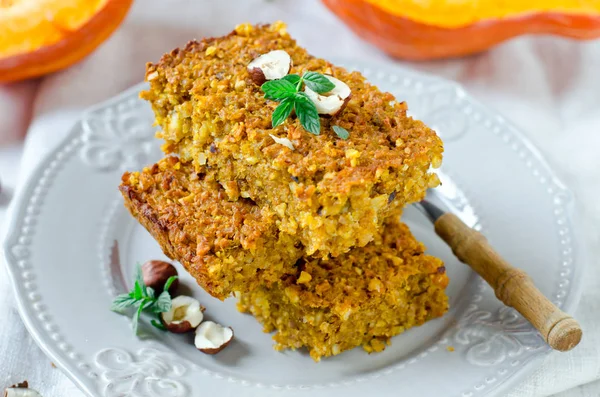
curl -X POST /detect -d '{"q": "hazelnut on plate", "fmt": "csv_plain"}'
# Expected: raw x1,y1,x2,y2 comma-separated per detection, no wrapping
161,296,204,333
4,381,41,397
194,321,234,354
141,260,179,293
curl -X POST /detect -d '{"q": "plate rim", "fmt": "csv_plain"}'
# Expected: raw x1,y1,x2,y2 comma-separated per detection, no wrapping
1,61,586,397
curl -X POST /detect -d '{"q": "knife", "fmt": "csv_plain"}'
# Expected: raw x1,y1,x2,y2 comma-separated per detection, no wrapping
415,197,582,352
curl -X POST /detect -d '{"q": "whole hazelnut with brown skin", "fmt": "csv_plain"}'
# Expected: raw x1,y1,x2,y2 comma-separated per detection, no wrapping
141,260,179,293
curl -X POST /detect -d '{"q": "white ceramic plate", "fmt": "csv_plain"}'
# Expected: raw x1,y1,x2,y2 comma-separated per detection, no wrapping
3,61,585,397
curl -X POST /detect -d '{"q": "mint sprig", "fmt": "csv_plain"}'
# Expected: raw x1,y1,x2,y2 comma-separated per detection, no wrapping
111,264,178,334
261,71,338,136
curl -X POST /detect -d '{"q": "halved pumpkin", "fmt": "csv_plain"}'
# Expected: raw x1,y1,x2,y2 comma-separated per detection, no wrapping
0,0,133,82
323,0,600,60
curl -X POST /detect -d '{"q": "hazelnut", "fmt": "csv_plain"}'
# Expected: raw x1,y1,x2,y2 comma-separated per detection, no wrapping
142,260,178,293
161,295,204,333
304,75,351,116
194,321,234,354
247,50,291,85
4,389,41,397
4,382,41,397
248,68,267,86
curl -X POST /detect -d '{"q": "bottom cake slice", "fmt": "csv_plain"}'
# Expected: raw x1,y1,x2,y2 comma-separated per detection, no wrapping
237,220,449,361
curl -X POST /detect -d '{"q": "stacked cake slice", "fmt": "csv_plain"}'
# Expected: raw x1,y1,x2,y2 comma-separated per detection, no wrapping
120,22,448,361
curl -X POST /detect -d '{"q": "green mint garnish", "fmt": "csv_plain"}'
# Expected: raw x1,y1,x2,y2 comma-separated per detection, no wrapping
261,79,296,100
293,92,321,135
332,125,350,140
163,275,178,294
110,294,137,313
261,71,347,138
302,71,336,93
271,96,295,128
153,290,174,313
110,264,178,335
282,74,301,86
150,319,167,330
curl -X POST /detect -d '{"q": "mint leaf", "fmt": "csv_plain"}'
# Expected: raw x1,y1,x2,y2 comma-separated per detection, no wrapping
163,275,178,292
294,92,321,135
142,298,155,310
282,74,301,86
332,125,350,140
146,286,155,299
134,264,144,290
272,97,295,128
132,303,144,335
111,294,137,313
151,319,167,331
303,72,335,94
262,80,296,100
133,280,144,300
153,291,172,313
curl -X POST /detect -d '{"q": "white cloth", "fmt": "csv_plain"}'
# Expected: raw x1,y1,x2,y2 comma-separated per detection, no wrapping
1,0,599,395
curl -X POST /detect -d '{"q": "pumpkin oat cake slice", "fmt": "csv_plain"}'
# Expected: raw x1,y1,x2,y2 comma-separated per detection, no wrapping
237,220,449,361
119,156,304,300
140,21,442,258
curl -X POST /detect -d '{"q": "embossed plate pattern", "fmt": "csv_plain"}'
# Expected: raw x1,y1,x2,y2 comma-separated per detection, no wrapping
2,61,584,397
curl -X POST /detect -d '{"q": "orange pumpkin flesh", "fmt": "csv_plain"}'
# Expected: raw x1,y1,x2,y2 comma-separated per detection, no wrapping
323,0,600,60
0,0,133,82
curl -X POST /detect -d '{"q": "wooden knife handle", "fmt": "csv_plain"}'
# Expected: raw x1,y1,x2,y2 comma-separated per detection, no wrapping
434,212,582,352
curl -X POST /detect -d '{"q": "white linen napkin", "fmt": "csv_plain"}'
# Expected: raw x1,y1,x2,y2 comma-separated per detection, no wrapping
1,0,599,396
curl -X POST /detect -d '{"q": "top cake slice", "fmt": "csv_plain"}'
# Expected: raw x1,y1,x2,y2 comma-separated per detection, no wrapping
141,21,443,257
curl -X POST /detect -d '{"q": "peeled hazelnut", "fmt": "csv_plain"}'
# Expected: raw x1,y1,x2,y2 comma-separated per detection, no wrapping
4,389,41,397
142,260,178,293
161,296,204,333
247,50,291,85
304,75,351,116
195,321,234,354
4,382,41,397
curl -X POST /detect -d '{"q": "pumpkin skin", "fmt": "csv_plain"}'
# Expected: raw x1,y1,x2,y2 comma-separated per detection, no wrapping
323,0,600,60
0,0,133,83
